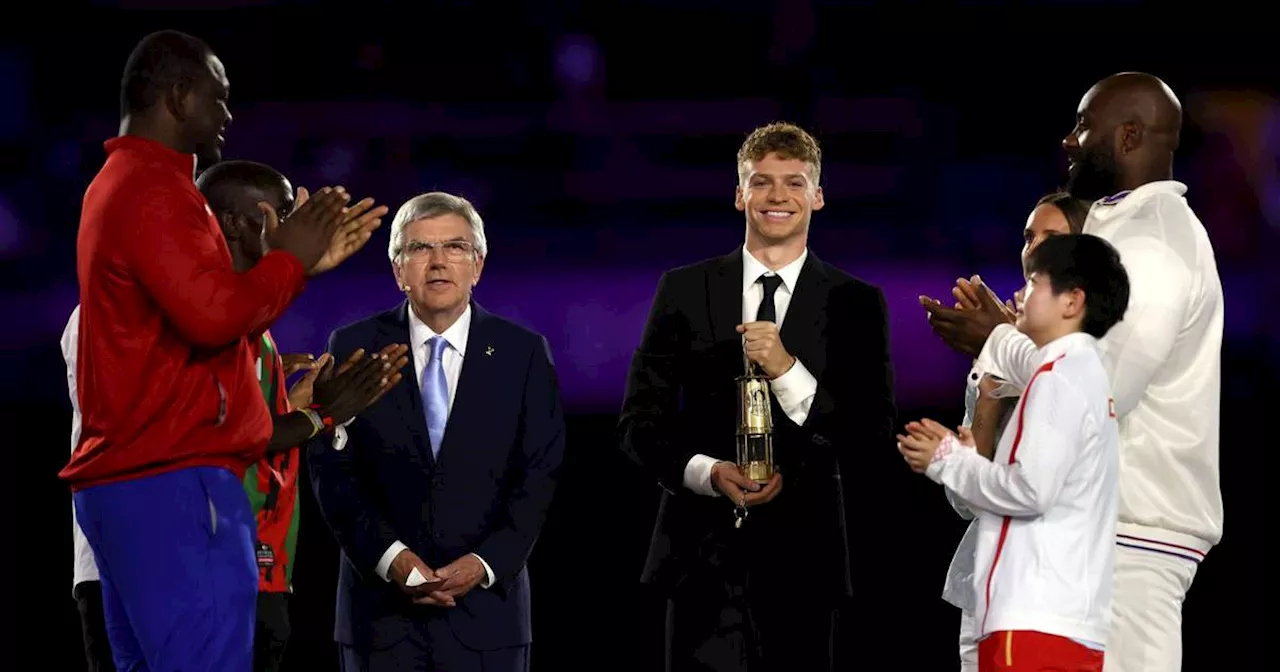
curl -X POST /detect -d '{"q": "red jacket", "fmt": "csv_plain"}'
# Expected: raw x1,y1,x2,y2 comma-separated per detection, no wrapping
61,136,307,490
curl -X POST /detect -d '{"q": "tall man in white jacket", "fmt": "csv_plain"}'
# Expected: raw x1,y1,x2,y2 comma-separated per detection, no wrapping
903,233,1131,671
923,73,1224,672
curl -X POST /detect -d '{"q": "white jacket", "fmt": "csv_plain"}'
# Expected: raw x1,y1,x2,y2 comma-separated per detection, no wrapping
941,360,1019,612
929,332,1118,646
978,181,1222,559
62,305,100,593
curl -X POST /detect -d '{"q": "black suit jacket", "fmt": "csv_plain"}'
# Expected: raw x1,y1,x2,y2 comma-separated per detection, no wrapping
618,249,895,601
309,301,566,651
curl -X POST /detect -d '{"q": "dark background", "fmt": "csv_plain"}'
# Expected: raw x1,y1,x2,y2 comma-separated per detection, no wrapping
1,1,1273,669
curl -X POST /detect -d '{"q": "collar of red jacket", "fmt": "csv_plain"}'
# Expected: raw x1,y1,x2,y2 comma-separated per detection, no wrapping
104,135,198,180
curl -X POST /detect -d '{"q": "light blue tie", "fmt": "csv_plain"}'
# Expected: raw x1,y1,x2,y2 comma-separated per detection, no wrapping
422,336,450,458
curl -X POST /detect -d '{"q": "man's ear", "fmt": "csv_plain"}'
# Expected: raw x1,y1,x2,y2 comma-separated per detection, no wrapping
1119,121,1143,155
164,81,193,121
218,211,242,242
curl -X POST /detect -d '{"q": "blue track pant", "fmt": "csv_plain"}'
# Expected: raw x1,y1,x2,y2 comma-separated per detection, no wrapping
74,466,258,672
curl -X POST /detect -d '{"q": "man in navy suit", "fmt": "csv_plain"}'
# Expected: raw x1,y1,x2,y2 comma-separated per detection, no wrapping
309,191,566,672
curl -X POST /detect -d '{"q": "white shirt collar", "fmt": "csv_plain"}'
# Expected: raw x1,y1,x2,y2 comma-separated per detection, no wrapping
1038,331,1096,364
1088,180,1187,223
741,245,807,295
408,303,472,357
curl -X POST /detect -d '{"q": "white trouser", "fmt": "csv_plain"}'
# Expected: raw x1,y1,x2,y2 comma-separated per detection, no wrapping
1103,544,1200,672
958,609,978,672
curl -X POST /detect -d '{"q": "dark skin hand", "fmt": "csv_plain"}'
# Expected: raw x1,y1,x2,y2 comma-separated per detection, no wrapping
259,187,350,273
263,344,409,455
281,353,317,377
312,344,411,425
921,277,1013,357
286,354,328,410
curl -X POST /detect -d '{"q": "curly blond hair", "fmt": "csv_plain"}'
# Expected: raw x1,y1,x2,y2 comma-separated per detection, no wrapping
736,122,822,184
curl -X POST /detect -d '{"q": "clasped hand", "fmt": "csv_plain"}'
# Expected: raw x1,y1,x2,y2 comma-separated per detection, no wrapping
389,549,486,608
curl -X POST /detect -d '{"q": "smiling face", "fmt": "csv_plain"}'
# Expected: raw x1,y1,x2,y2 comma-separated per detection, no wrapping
735,152,825,245
392,214,485,321
1063,84,1123,202
181,53,232,169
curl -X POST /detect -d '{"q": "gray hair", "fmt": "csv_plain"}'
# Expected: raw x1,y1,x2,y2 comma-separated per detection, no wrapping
387,192,488,262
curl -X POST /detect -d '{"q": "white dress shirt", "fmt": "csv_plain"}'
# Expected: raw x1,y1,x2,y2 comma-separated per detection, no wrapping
931,332,1118,647
61,305,100,594
367,305,497,589
977,181,1222,555
682,246,820,497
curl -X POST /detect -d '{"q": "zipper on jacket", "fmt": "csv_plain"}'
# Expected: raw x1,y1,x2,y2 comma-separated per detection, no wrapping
215,378,227,426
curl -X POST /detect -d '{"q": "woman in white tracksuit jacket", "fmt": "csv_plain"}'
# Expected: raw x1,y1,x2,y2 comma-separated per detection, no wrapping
942,192,1088,669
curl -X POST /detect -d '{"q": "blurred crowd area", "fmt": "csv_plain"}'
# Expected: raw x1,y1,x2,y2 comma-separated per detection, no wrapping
0,3,1274,405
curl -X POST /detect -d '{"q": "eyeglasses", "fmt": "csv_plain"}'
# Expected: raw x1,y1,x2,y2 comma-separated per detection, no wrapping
400,240,476,262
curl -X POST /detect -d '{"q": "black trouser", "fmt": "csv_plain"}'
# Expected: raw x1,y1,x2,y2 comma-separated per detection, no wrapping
254,592,291,672
662,528,840,672
75,580,116,672
665,584,836,672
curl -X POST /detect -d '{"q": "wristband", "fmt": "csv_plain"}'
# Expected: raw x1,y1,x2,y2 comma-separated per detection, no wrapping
308,404,335,430
299,409,323,439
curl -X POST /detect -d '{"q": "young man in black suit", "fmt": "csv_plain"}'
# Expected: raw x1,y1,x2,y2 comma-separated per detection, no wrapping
619,122,896,671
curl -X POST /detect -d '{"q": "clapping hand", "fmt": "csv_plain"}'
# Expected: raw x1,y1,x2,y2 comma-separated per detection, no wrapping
260,186,349,273
260,186,387,276
897,419,974,473
920,275,1014,357
281,353,317,377
292,186,389,275
286,353,329,409
311,344,411,426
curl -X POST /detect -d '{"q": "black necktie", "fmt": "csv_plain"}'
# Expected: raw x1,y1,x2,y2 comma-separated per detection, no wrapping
756,274,784,324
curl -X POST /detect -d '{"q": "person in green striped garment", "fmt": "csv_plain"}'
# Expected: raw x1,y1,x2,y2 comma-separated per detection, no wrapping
197,160,407,672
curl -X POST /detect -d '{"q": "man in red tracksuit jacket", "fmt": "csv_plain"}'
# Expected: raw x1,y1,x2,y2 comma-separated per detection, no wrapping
61,30,380,672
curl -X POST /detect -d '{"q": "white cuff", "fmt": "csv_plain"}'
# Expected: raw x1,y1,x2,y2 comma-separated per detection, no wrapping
682,454,722,497
375,541,408,582
470,553,496,589
770,358,818,425
967,359,1021,400
926,434,971,484
976,324,1026,392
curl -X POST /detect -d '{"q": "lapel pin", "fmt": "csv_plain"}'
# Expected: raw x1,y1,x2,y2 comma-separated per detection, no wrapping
485,345,494,356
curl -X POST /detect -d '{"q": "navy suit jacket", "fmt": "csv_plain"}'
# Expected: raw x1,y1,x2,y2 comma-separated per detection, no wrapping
309,300,566,652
